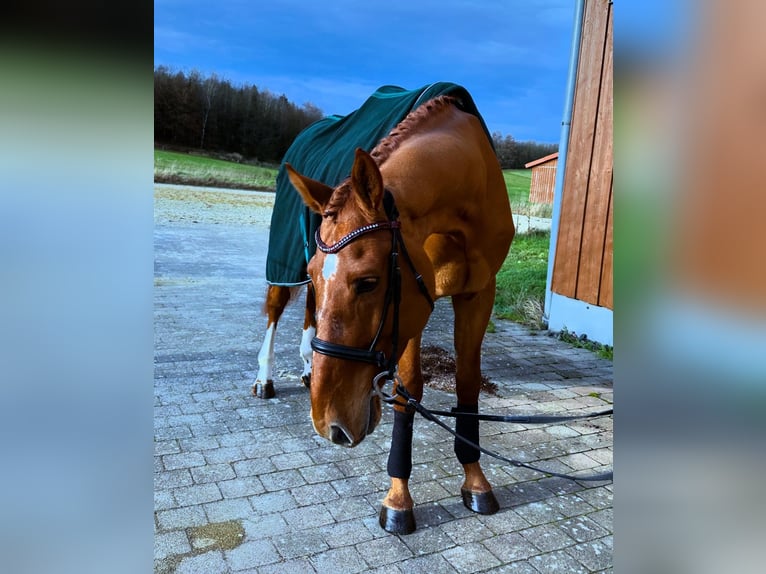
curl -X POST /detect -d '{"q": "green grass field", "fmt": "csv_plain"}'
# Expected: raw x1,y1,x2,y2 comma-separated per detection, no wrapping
503,169,552,218
494,229,550,326
153,151,546,207
154,150,279,190
503,169,532,204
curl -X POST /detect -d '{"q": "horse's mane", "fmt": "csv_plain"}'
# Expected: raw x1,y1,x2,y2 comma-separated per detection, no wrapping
323,95,459,218
322,96,460,217
370,95,459,165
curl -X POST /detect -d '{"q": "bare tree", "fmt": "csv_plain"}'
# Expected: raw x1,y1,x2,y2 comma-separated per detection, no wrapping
200,73,218,149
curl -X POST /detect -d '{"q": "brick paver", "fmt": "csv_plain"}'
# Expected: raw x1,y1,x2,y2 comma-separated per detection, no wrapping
154,189,613,572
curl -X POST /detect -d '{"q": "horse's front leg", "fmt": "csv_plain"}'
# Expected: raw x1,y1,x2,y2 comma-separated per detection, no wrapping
451,282,500,514
299,282,316,388
379,408,416,534
379,337,422,535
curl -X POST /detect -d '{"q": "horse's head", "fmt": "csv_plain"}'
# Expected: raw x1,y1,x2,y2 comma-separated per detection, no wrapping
286,148,434,447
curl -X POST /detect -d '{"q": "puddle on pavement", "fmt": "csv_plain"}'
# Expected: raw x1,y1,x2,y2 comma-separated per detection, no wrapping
156,520,245,573
187,520,245,551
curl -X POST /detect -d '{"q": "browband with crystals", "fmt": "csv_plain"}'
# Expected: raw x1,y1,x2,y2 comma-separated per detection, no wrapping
315,221,401,254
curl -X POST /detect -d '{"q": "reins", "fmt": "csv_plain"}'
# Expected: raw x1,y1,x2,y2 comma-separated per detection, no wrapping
311,190,613,483
377,381,614,482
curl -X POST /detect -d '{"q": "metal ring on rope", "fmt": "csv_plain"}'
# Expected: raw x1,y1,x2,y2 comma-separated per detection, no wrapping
372,372,406,405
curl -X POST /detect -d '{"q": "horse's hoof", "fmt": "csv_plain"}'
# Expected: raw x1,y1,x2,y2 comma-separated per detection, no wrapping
252,381,275,399
379,505,416,535
461,488,500,515
301,374,311,388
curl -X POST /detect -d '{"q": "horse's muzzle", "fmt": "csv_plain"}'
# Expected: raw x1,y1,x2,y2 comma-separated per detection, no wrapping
325,394,380,447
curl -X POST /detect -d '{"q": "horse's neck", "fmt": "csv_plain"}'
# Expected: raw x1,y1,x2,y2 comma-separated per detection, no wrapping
381,177,468,244
377,111,497,246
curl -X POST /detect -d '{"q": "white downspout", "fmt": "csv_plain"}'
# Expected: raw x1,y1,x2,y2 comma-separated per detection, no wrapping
544,0,586,324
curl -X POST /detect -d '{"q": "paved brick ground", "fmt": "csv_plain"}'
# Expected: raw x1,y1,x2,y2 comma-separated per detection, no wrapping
154,194,613,573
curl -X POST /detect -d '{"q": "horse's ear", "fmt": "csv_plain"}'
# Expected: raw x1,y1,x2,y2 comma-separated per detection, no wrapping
350,148,384,216
285,163,334,213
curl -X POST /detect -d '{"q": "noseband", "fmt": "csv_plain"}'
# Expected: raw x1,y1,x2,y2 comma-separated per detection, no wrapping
310,192,434,386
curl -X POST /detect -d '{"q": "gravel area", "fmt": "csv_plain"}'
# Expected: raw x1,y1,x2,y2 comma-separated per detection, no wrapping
154,184,276,227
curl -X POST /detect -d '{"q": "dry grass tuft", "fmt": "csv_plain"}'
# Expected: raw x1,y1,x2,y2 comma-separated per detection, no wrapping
520,297,546,330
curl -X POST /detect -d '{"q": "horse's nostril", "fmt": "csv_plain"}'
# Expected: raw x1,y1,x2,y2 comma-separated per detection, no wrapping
329,424,353,446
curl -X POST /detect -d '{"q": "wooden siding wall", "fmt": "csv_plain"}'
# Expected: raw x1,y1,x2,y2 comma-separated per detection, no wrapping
529,159,558,204
551,0,613,310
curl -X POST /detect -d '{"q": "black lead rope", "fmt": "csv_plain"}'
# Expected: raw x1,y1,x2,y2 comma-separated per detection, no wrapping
425,408,613,425
386,384,613,482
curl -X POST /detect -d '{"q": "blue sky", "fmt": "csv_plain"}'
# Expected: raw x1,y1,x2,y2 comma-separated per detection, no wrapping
154,0,579,143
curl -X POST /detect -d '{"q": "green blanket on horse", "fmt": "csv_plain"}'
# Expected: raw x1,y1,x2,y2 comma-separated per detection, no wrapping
265,82,493,286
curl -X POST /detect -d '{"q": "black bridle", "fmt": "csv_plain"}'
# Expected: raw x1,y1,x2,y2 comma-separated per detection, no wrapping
310,191,434,382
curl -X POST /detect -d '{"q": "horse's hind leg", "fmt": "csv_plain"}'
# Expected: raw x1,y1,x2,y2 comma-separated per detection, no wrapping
451,280,500,514
253,285,291,399
299,282,316,388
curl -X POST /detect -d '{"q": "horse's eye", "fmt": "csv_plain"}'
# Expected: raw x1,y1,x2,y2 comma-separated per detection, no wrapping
354,277,379,294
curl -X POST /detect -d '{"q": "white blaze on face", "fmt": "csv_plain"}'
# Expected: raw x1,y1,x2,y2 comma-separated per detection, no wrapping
322,253,338,281
317,253,339,324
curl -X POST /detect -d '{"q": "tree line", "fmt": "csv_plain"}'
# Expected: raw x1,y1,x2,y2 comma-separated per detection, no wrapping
154,67,557,167
154,66,323,163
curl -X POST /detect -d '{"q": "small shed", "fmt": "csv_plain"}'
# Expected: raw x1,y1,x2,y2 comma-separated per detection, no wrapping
545,0,613,346
525,152,558,204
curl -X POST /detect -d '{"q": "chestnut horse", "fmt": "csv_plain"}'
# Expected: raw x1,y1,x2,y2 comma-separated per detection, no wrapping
285,95,515,534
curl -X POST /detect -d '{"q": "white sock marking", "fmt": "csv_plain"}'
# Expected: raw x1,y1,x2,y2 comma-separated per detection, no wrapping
300,325,316,378
256,324,276,383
